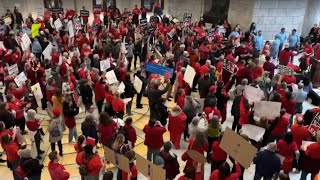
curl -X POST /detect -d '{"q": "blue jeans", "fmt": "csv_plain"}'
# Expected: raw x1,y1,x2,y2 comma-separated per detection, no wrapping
68,127,78,143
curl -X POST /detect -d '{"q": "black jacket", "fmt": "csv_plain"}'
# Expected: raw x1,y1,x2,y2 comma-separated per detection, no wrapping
198,76,213,98
123,80,136,98
146,83,170,106
79,85,93,105
20,157,44,177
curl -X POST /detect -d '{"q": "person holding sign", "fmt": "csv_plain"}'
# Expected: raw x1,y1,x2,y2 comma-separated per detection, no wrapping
121,151,138,180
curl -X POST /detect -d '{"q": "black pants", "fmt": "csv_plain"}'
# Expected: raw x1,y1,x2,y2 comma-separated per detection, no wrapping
232,115,240,132
16,117,26,132
183,117,192,140
115,112,124,119
51,140,63,154
211,160,225,172
136,92,143,107
41,96,47,110
35,130,42,156
96,99,104,114
127,57,133,71
207,136,218,159
199,59,206,66
134,53,141,69
192,74,200,90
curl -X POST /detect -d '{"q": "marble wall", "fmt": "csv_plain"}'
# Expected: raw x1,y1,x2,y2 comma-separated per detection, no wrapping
252,0,308,40
228,0,255,30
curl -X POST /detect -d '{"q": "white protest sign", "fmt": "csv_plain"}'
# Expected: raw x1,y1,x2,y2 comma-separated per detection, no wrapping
100,59,111,72
254,101,281,120
184,65,196,86
68,21,75,37
14,72,27,87
21,33,32,51
54,18,63,31
133,75,143,93
0,41,5,50
106,70,118,84
244,85,265,103
301,141,315,151
8,64,19,75
117,82,125,94
241,124,266,142
31,83,43,100
42,42,53,60
45,68,52,79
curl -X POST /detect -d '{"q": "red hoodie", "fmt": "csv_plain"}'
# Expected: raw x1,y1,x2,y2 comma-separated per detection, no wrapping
76,152,103,176
48,162,70,180
143,124,166,149
168,111,187,134
94,80,105,101
123,124,137,147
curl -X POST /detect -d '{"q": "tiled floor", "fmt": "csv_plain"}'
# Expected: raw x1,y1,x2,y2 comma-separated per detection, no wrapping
0,56,317,179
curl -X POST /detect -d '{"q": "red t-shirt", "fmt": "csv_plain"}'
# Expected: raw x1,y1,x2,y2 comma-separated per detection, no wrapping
291,125,311,148
122,164,138,180
306,142,320,159
271,116,289,137
98,122,117,145
26,120,41,131
277,139,298,159
211,141,227,161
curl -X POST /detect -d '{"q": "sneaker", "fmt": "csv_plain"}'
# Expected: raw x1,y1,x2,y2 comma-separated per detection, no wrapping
0,159,6,163
39,150,45,154
136,106,143,109
59,153,63,157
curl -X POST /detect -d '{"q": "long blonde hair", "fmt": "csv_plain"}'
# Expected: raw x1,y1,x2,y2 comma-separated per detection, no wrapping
112,134,125,152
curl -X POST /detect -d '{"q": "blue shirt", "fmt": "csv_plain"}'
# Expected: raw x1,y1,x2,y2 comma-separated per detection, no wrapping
254,35,264,51
288,34,300,47
272,39,281,49
229,31,240,38
293,89,307,103
276,32,287,44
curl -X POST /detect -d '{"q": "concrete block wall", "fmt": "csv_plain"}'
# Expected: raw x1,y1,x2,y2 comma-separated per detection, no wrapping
252,0,308,40
302,0,320,36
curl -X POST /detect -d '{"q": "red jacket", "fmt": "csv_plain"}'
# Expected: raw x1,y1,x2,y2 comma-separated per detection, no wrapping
199,44,209,60
281,98,296,115
26,119,41,131
123,124,137,147
176,94,185,109
211,141,227,161
143,125,166,149
7,99,27,119
105,92,114,104
112,98,125,112
48,162,70,180
291,124,311,148
76,152,103,176
281,75,296,84
98,122,117,145
8,85,26,99
210,163,241,180
250,66,263,80
168,112,187,134
194,62,201,75
94,81,105,101
271,116,289,137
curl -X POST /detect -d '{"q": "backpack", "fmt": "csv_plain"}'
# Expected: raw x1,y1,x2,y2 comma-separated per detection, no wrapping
79,155,95,176
16,159,32,178
50,124,61,138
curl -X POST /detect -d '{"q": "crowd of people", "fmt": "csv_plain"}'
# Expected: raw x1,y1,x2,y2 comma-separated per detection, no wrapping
0,1,319,180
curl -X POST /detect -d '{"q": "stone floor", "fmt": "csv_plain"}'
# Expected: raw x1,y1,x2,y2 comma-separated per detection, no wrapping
0,55,317,179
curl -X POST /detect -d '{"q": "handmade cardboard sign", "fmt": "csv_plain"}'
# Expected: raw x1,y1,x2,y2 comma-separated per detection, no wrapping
219,128,257,169
187,150,206,163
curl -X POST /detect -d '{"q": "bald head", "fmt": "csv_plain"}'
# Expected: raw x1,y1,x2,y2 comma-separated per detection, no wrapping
267,142,277,152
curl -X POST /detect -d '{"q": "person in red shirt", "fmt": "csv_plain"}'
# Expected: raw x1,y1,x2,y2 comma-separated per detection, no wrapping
301,133,320,180
291,117,311,148
178,165,203,180
26,109,45,159
48,151,70,180
123,117,137,148
143,119,166,162
250,60,264,80
168,106,187,149
183,131,208,173
198,43,209,65
94,76,106,113
98,112,117,147
7,94,28,133
210,162,242,180
279,45,294,66
1,133,20,179
76,144,103,179
65,9,76,21
210,134,227,172
200,60,211,77
111,91,125,119
281,72,296,84
8,82,26,100
281,92,296,115
271,109,289,141
175,88,186,109
238,97,253,128
132,5,141,26
204,100,222,123
122,151,138,180
277,132,299,173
